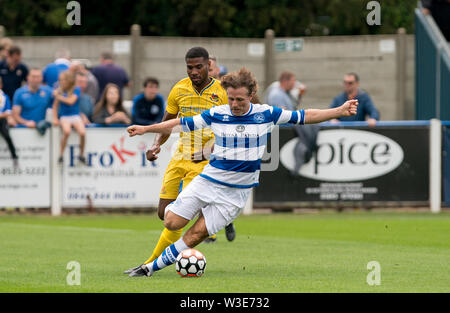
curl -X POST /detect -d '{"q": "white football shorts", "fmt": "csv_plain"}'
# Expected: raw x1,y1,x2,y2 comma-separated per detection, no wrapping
166,175,251,236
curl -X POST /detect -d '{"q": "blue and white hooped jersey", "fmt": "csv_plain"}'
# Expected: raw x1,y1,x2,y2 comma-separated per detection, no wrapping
180,103,305,189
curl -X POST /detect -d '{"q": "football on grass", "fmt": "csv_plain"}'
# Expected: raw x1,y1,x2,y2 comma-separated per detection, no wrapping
176,248,206,277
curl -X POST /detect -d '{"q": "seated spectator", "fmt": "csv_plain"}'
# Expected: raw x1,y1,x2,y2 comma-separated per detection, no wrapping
267,71,305,111
0,76,18,166
92,83,130,125
42,49,71,88
131,77,164,125
0,45,29,101
330,72,379,127
52,71,86,164
91,52,130,100
0,37,13,62
12,68,53,135
75,72,94,124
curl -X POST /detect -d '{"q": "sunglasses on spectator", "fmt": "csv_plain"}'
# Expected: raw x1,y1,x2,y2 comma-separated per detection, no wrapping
343,80,355,85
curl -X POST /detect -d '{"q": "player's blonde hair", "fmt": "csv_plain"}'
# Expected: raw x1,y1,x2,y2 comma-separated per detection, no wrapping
221,67,260,103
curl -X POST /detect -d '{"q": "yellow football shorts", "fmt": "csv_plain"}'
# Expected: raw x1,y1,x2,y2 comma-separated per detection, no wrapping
159,158,209,200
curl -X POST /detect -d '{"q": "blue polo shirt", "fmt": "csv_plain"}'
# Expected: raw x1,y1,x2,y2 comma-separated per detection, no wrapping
0,90,12,113
43,60,70,88
58,87,81,117
91,63,129,100
0,60,29,100
330,90,380,121
13,85,53,123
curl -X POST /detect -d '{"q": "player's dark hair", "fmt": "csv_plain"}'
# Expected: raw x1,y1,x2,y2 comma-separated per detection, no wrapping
346,72,360,82
143,77,159,88
221,67,261,103
185,47,209,61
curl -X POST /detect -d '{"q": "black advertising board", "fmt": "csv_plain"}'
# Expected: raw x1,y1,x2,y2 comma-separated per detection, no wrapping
256,123,430,208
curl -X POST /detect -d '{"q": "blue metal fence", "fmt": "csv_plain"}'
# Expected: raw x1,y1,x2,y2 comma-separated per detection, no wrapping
415,8,450,120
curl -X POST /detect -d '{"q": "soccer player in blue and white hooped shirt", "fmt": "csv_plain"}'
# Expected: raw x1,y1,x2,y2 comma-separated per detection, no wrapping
127,68,358,277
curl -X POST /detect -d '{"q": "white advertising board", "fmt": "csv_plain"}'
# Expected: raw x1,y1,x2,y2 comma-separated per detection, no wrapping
61,127,177,208
0,128,51,208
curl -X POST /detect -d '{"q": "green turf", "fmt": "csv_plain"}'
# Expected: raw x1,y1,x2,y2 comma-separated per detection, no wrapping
0,211,449,293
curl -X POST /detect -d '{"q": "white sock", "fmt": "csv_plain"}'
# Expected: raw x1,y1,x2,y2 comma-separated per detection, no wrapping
146,238,189,273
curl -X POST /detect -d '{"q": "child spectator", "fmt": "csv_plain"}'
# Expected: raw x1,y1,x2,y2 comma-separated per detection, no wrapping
52,71,86,164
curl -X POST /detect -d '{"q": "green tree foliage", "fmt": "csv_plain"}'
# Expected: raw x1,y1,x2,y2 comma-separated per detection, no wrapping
0,0,416,37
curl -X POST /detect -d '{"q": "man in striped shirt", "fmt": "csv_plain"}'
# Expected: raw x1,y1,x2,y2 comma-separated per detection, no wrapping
126,68,358,277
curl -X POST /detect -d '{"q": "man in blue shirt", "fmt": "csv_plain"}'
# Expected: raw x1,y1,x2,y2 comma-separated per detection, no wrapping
131,77,165,125
330,72,379,127
12,68,53,130
0,45,29,101
42,49,71,88
91,52,129,101
267,71,301,111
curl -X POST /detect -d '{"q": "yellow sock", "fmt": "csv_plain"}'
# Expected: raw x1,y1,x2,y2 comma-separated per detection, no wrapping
144,227,183,264
209,234,217,239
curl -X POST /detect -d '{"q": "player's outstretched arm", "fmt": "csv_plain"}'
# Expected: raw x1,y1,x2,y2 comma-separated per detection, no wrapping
127,118,181,137
304,99,358,124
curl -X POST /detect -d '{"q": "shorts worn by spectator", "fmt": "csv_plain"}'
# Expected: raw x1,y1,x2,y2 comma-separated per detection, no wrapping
91,52,129,101
132,77,165,125
330,72,379,127
12,68,53,135
0,45,29,101
290,124,320,178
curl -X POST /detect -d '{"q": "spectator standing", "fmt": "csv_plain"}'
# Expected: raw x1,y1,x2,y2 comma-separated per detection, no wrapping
52,71,86,164
0,45,29,101
12,68,52,134
75,72,94,124
266,71,305,111
92,83,130,125
131,77,165,125
267,70,317,179
0,76,18,166
42,49,71,88
330,72,379,127
91,52,129,100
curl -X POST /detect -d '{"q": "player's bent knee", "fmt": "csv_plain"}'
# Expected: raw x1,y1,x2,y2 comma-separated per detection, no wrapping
164,211,188,231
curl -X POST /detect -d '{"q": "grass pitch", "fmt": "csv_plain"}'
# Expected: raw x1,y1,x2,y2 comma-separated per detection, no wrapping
0,211,449,293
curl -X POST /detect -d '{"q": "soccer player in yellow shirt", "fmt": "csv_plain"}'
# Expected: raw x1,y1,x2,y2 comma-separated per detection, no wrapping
124,47,227,275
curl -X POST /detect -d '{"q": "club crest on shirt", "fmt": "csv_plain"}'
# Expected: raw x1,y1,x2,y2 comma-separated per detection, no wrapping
209,93,219,102
40,90,47,97
236,125,245,132
253,112,265,123
222,115,230,122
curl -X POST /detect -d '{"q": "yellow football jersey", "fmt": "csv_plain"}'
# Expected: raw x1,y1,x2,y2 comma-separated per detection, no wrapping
166,77,227,158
